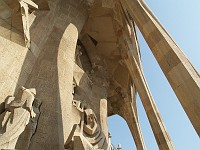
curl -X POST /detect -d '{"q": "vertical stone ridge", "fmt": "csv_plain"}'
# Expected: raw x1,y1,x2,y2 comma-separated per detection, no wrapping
119,99,147,150
125,51,174,149
123,0,200,137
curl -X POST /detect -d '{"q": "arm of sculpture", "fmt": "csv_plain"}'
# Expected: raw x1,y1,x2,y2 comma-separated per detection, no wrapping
5,96,15,110
72,100,84,112
25,96,36,118
9,99,25,108
19,88,36,118
19,0,38,9
83,120,98,135
30,108,36,118
25,103,36,118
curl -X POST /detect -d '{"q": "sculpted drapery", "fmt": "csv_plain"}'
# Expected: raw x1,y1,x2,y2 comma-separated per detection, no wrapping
0,87,36,149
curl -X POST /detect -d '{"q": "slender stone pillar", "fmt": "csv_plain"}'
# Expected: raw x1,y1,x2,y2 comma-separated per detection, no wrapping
122,50,174,149
25,1,89,149
26,24,79,150
57,23,79,141
123,0,200,137
100,98,109,142
119,100,146,150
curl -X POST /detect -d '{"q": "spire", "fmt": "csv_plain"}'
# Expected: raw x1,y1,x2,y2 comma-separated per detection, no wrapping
117,144,122,150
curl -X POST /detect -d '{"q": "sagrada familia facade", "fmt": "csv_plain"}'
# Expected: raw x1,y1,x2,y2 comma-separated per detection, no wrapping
0,0,199,149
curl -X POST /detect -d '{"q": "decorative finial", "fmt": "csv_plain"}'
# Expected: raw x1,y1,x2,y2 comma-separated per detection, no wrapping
117,144,122,150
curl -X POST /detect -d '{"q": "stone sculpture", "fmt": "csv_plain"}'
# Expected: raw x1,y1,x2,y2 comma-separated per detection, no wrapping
16,98,42,149
65,100,107,149
0,0,199,149
19,0,38,48
0,87,37,149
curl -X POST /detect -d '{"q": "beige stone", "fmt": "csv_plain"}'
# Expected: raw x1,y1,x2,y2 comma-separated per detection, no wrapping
0,0,199,149
123,0,200,138
0,87,37,149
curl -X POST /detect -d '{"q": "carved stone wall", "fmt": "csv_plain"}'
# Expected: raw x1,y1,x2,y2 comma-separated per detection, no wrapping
24,0,89,149
0,0,56,110
0,0,90,149
0,0,146,149
72,43,109,149
0,0,198,150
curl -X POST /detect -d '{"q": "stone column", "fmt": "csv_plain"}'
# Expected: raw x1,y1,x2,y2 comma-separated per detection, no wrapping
123,0,200,137
26,24,79,150
122,50,174,149
119,100,146,150
57,23,79,142
25,1,89,149
56,0,89,143
100,98,109,142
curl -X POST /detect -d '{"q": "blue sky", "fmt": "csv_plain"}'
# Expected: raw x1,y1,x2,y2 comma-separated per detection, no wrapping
108,0,200,149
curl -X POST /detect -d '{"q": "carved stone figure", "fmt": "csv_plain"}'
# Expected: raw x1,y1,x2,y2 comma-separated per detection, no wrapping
16,98,42,149
0,87,37,149
19,0,38,48
67,100,107,149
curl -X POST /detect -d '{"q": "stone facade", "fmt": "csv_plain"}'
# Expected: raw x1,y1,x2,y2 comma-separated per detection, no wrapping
0,0,199,150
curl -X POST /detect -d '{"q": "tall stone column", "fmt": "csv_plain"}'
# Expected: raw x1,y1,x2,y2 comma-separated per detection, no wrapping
122,49,174,149
100,98,109,143
57,23,79,142
56,0,90,144
123,0,200,137
27,25,80,150
24,1,89,149
119,100,146,150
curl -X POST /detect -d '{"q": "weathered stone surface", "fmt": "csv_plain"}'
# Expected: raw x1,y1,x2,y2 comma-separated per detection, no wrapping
65,100,107,149
0,87,37,149
0,0,199,149
123,0,200,138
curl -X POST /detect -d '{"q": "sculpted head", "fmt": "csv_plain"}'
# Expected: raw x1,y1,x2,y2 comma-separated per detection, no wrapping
19,87,36,97
15,86,26,99
11,87,36,107
84,109,97,125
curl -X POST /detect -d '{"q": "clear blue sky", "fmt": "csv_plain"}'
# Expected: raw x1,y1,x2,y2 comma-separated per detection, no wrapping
108,0,200,149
